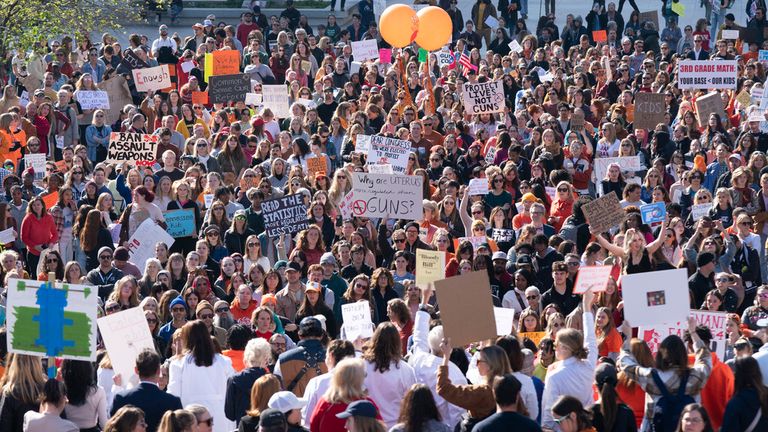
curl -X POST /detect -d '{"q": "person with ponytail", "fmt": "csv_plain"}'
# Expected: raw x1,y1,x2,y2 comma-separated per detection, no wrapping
590,363,637,432
22,379,78,432
157,409,198,432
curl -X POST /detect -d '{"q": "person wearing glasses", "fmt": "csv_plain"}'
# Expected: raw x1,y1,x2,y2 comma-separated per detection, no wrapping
686,33,710,60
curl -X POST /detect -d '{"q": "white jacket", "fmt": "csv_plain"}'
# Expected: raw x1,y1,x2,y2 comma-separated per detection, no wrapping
168,353,236,432
364,359,416,429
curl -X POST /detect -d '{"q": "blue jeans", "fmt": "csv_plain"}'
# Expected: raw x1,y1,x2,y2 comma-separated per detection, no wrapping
87,144,98,162
710,13,722,42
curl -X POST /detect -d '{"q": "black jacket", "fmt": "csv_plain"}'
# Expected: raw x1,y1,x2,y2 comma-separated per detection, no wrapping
721,388,768,432
590,403,637,432
224,227,257,255
111,382,183,432
225,367,268,424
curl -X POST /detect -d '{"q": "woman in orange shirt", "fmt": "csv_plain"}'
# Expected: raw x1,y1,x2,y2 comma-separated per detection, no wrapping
0,113,26,167
616,339,653,429
595,306,622,359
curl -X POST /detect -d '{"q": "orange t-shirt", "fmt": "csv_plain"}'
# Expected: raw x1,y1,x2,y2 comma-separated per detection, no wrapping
222,349,245,372
598,328,622,358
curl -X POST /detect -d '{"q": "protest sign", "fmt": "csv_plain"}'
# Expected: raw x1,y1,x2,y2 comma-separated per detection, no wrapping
119,49,149,71
640,202,667,225
0,227,15,244
245,92,262,106
356,134,372,152
368,136,412,174
162,209,197,238
19,90,29,108
42,191,58,210
695,91,728,125
341,301,374,341
638,10,659,30
508,39,522,53
760,50,768,63
461,81,505,114
484,15,499,29
639,310,728,359
468,178,489,196
521,331,547,346
722,29,740,40
736,89,752,107
454,236,498,253
351,40,379,61
125,218,175,270
435,271,497,347
436,49,455,68
76,91,110,110
180,61,194,73
415,249,446,285
634,92,665,130
582,192,625,233
338,190,355,220
379,48,392,63
6,278,97,361
204,50,241,82
99,76,132,124
24,153,46,177
106,132,159,165
350,172,423,220
295,98,317,109
573,265,613,294
132,65,172,92
97,307,155,388
490,228,515,245
622,269,689,327
368,164,393,174
208,73,249,104
690,203,711,221
307,156,329,176
191,91,208,105
671,1,685,16
494,307,516,336
592,30,607,42
262,85,290,118
260,193,309,238
593,156,642,183
571,111,585,131
678,60,738,90
203,194,214,208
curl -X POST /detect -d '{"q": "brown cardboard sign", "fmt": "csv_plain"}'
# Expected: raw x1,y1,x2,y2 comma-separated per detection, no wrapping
434,271,497,347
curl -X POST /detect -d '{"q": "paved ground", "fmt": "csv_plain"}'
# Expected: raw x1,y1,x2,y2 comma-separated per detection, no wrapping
102,0,747,49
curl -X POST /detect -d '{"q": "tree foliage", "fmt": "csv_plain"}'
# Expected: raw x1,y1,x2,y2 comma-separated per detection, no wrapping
0,0,167,55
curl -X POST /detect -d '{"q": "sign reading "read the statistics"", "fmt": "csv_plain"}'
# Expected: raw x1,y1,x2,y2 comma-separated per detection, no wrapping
678,60,737,90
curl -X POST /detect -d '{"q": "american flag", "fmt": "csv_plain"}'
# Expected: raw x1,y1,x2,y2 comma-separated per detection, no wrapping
459,48,477,76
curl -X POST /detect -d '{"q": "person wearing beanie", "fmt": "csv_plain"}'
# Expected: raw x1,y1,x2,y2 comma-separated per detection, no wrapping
112,246,141,279
158,296,188,343
85,246,125,301
689,251,717,309
588,363,636,432
320,252,347,324
196,300,228,348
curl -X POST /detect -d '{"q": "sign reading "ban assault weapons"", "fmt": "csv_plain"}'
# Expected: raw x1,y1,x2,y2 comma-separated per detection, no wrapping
106,132,158,165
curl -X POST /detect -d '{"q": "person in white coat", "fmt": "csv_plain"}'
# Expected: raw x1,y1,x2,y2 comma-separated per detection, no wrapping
495,335,540,421
168,320,236,432
362,322,417,429
408,285,468,429
540,289,599,429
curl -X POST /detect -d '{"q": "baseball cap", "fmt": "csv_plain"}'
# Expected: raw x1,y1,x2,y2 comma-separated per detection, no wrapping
203,19,213,27
268,391,307,412
285,261,302,273
594,363,618,387
259,409,287,428
305,281,321,293
492,251,507,261
516,254,533,266
521,193,537,202
192,23,204,29
336,400,378,419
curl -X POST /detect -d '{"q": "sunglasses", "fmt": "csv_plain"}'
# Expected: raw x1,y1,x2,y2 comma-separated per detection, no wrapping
146,318,158,323
107,305,121,312
171,307,186,312
207,232,219,237
46,258,58,264
526,295,538,300
99,255,112,260
215,307,229,313
199,313,214,319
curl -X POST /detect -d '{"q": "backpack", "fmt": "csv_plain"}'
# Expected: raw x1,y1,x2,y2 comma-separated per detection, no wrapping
559,216,583,243
651,370,695,432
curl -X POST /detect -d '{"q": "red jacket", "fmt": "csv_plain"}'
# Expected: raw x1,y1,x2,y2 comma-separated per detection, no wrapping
690,352,733,430
20,213,58,256
310,397,381,432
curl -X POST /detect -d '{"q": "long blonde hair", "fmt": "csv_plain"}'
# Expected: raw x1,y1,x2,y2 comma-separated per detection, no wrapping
323,358,367,404
0,353,46,404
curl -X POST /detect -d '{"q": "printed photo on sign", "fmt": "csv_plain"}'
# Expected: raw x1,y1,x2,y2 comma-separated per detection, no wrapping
640,202,666,225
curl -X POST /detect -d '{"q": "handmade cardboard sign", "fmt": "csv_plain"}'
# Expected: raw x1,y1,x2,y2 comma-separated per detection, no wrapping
694,91,728,125
208,73,250,104
76,91,110,110
634,92,665,130
435,271,497,347
582,193,624,233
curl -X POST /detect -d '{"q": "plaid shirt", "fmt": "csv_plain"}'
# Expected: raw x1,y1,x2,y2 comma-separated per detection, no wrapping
618,340,712,430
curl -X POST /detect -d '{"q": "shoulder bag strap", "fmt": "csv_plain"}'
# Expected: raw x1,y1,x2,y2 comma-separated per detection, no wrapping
746,408,762,432
676,370,689,397
650,369,671,398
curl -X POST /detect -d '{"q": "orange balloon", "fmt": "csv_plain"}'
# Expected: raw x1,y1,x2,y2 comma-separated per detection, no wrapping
380,4,419,48
415,6,452,51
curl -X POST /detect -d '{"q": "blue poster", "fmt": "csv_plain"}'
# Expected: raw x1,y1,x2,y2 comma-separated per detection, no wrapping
163,209,196,238
640,202,666,225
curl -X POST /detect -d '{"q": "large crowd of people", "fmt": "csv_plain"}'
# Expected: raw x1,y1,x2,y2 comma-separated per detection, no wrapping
2,0,768,431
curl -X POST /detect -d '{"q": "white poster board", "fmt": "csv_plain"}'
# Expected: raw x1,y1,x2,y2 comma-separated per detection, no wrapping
678,60,738,90
24,153,46,178
639,310,728,359
351,40,379,61
690,203,712,221
97,307,156,388
76,90,110,109
593,156,642,183
131,65,172,92
261,85,290,118
622,268,690,327
367,136,412,174
468,178,489,196
350,172,423,220
494,307,516,336
125,218,175,271
341,301,374,341
573,265,613,294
